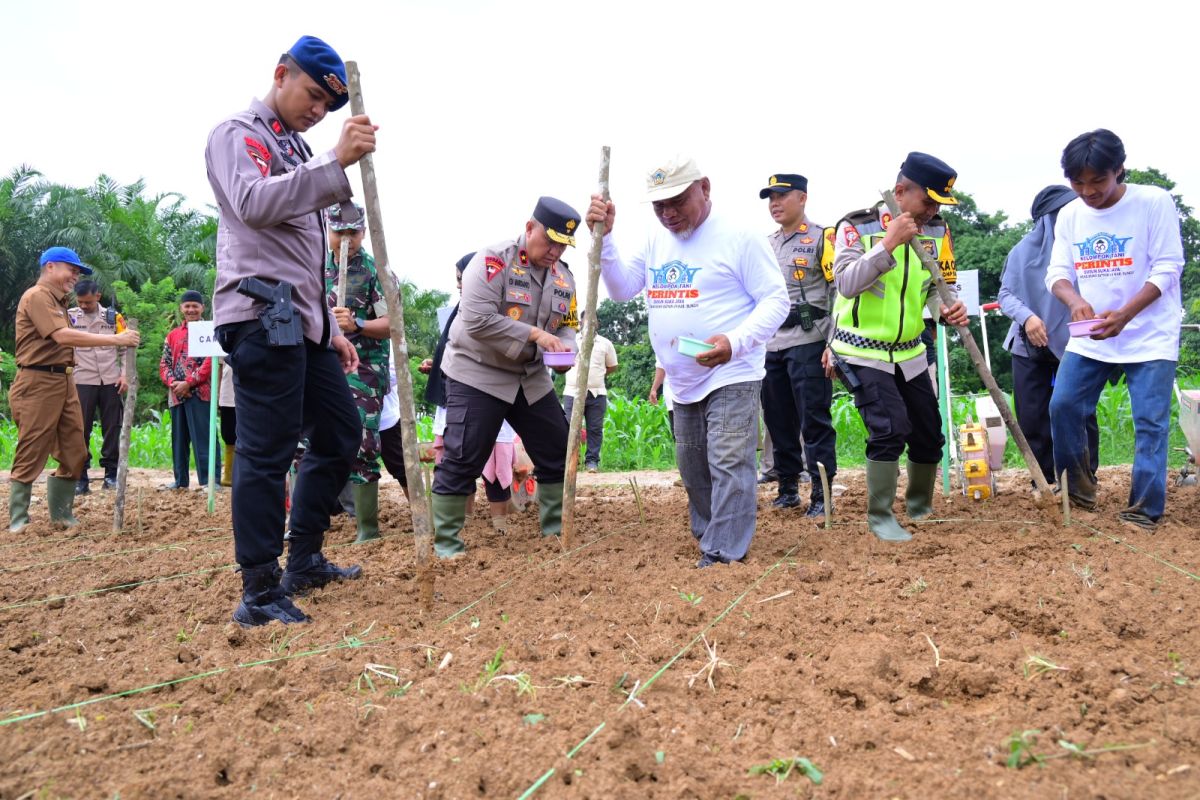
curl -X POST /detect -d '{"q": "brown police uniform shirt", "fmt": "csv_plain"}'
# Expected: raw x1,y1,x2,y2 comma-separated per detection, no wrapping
206,98,354,344
15,282,75,368
442,235,577,404
767,217,834,351
67,305,124,385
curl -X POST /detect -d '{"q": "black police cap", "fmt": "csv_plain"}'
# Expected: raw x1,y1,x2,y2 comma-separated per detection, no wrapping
900,152,958,205
759,173,808,199
532,196,582,247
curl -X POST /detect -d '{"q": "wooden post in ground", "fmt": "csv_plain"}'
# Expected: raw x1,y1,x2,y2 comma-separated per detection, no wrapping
336,238,350,307
561,146,611,549
113,319,139,532
881,190,1053,501
346,61,436,609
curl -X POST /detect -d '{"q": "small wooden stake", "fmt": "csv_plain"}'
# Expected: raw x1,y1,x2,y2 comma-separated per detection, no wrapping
561,145,611,549
817,462,832,530
113,319,139,533
1061,469,1071,527
336,237,350,308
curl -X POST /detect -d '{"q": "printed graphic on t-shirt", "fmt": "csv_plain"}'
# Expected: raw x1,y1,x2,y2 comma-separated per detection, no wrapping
1074,232,1135,278
647,260,702,309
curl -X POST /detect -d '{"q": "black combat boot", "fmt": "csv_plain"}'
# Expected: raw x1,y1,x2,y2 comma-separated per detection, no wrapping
232,563,309,627
772,476,802,509
75,471,90,496
281,532,362,596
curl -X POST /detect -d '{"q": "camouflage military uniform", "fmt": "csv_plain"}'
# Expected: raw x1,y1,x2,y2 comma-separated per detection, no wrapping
325,249,390,483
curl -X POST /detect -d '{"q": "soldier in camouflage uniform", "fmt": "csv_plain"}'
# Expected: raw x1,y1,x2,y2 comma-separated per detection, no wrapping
326,202,391,543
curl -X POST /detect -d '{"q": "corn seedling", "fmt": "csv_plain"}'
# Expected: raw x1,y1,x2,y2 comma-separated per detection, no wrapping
342,621,377,648
1071,562,1096,588
1023,653,1069,680
464,647,506,693
902,577,928,596
523,713,546,726
67,709,87,732
491,672,536,697
687,636,732,692
673,587,702,606
357,663,401,693
1003,729,1154,769
385,681,414,698
748,756,824,786
268,629,308,655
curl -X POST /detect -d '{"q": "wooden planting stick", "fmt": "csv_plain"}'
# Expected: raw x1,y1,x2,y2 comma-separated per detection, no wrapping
817,462,832,530
113,319,139,532
336,238,350,307
881,190,1053,502
346,61,435,609
561,145,611,548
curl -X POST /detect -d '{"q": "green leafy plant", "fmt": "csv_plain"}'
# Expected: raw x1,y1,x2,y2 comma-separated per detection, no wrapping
748,756,824,786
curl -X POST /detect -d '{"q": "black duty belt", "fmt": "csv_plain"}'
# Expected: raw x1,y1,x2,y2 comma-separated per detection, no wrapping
833,329,923,353
19,364,74,375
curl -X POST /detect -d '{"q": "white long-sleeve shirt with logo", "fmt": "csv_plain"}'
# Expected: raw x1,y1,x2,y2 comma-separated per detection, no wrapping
1044,184,1184,363
599,211,789,405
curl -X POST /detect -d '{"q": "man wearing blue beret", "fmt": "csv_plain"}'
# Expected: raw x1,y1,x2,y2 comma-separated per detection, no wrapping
205,35,377,626
9,248,141,533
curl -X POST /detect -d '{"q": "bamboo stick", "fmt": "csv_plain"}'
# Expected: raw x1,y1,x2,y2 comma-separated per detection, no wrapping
336,237,350,307
113,319,139,532
561,146,611,548
881,190,1053,501
346,61,435,608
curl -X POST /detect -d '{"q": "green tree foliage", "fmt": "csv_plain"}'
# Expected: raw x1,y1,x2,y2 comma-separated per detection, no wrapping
594,296,656,400
112,277,191,420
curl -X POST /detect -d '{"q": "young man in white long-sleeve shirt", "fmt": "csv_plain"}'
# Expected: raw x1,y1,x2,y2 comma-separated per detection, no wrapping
586,156,789,567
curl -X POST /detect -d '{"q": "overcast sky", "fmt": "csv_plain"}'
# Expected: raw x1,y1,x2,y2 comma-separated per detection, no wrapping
2,0,1193,302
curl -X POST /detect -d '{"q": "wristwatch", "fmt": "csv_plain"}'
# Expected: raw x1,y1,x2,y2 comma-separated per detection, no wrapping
354,317,365,332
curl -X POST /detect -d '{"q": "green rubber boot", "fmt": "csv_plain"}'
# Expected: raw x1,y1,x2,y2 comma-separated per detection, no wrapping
9,480,33,533
46,476,80,530
905,461,938,521
353,481,381,543
431,493,468,558
536,482,564,538
221,444,235,487
865,460,911,542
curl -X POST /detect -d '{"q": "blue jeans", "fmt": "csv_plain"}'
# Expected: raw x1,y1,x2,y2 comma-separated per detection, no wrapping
170,395,219,487
673,380,760,564
1049,353,1175,521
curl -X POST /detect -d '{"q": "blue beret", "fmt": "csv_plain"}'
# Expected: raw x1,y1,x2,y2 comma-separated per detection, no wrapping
287,35,349,111
39,246,93,275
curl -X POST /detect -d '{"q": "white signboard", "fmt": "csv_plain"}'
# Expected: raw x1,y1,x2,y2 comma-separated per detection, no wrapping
923,268,980,318
187,320,226,358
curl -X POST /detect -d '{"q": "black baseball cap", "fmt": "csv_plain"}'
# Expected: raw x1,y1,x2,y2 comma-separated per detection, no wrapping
900,152,958,205
759,173,808,199
533,196,582,247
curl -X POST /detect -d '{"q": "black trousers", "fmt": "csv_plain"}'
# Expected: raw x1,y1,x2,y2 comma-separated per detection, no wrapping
1012,352,1099,484
562,392,607,466
379,424,408,488
853,362,944,463
433,377,567,496
761,342,837,482
220,405,237,446
218,323,360,568
76,383,122,477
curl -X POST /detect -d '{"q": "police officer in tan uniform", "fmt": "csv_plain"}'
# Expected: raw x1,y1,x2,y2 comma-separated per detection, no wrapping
9,247,140,532
760,173,838,516
432,197,581,557
205,35,375,626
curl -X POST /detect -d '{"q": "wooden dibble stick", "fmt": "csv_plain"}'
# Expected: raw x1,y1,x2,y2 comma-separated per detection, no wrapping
113,319,139,532
881,190,1054,502
561,146,611,548
346,61,436,608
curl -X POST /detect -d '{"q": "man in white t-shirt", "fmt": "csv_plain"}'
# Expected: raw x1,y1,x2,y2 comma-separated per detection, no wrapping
1046,129,1185,531
562,313,618,472
586,155,790,567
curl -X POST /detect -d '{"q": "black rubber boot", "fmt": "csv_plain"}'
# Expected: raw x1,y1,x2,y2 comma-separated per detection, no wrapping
75,471,90,496
772,476,801,509
232,563,309,627
103,469,118,490
281,533,362,596
805,481,829,518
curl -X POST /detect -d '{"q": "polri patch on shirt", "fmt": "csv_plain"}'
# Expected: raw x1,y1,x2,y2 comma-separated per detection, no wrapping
507,307,522,320
245,137,271,177
485,256,505,282
844,225,860,246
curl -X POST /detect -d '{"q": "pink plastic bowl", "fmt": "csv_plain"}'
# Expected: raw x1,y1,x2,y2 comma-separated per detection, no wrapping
542,351,576,367
1067,319,1104,337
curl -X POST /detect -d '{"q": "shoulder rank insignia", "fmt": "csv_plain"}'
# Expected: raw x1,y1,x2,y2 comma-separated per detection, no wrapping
244,137,270,177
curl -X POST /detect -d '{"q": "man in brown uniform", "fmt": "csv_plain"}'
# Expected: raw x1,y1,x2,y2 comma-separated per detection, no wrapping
432,197,581,557
9,247,141,532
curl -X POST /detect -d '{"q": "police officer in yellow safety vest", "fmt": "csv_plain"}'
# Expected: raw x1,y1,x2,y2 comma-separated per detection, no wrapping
432,197,580,558
825,152,968,542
